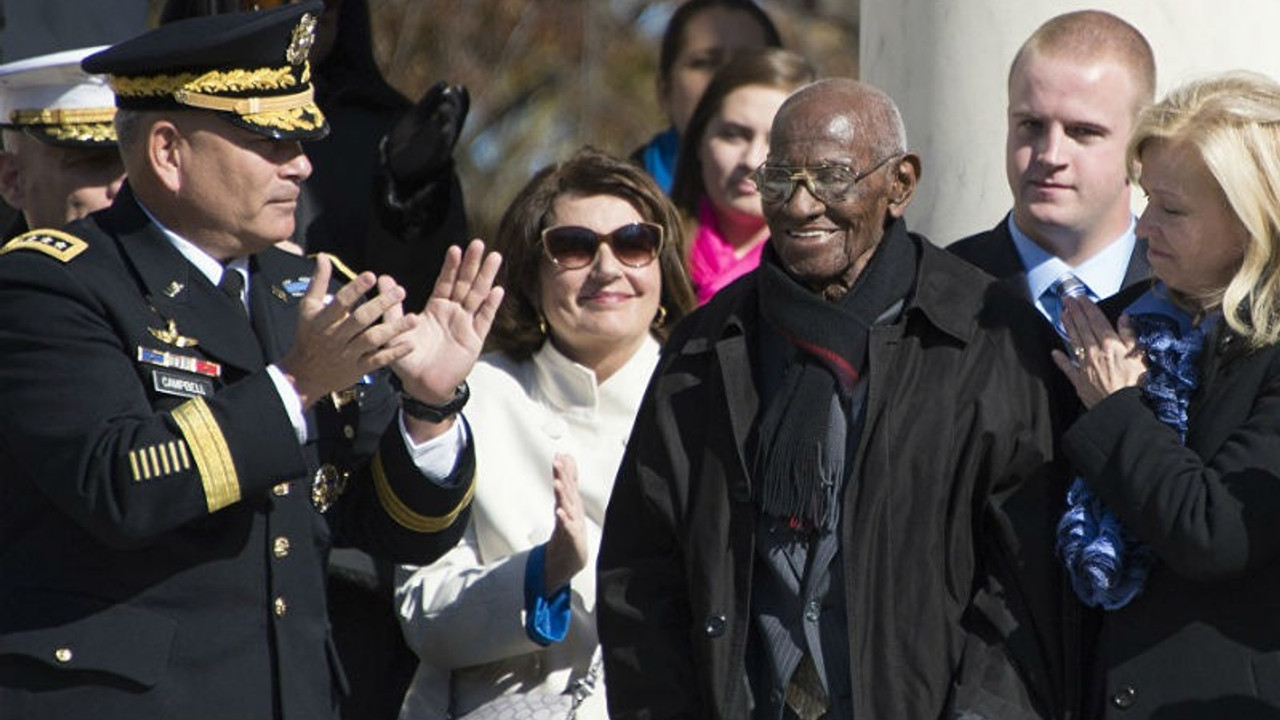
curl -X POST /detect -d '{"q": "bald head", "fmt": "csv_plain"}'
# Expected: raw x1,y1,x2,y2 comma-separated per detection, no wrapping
763,78,921,299
773,78,907,163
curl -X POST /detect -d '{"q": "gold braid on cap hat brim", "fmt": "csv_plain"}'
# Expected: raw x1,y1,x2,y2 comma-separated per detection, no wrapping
40,122,118,144
174,85,314,116
9,106,117,127
107,62,321,132
107,63,308,98
7,107,119,144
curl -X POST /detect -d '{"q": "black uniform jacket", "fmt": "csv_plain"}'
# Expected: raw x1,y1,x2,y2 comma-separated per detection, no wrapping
0,186,474,720
1065,324,1280,720
948,215,1151,305
598,234,1067,719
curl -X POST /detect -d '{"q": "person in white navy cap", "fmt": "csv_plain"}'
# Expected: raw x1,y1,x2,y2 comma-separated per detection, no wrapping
0,3,502,719
0,45,125,239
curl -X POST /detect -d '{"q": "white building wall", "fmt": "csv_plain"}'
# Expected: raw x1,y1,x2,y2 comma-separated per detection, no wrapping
861,1,1280,245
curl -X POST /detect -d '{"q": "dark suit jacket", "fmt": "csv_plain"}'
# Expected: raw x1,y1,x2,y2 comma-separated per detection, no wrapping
0,186,473,720
949,215,1155,720
1064,325,1280,719
949,215,1151,307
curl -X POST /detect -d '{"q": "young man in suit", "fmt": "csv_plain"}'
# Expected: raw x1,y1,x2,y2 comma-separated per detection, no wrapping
950,10,1156,329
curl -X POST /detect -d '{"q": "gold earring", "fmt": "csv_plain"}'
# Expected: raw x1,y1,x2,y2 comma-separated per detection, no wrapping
652,305,667,328
538,315,547,336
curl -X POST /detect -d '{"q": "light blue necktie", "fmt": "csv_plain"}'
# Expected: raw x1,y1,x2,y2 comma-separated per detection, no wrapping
1043,272,1091,342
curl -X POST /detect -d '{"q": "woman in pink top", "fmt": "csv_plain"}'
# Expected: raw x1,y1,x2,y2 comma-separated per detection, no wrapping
670,47,817,304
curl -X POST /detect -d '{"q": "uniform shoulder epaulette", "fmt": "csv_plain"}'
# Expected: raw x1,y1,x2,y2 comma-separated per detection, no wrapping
0,228,89,263
312,251,359,282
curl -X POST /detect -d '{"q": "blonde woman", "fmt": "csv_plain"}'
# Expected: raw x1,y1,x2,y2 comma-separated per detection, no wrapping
1055,71,1280,719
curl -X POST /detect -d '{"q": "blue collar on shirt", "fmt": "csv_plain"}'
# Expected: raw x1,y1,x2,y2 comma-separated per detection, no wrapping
1125,281,1220,336
1008,214,1136,314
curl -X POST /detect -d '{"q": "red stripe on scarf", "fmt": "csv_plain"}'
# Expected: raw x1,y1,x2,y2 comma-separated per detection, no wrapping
790,336,861,392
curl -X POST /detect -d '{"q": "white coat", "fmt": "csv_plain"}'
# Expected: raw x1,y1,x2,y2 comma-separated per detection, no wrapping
396,337,660,720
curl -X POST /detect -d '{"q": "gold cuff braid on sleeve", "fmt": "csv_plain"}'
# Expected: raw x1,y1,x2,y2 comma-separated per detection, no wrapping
372,452,474,533
171,397,241,512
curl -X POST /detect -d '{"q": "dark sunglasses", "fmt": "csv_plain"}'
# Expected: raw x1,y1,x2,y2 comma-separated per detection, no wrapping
540,222,665,270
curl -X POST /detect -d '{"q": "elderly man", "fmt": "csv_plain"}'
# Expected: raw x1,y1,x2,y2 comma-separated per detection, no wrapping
598,78,1062,719
0,4,501,720
949,10,1155,335
0,46,125,238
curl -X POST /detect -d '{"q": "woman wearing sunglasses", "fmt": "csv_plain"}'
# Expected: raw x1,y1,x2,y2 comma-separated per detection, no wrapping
670,46,816,305
394,147,695,720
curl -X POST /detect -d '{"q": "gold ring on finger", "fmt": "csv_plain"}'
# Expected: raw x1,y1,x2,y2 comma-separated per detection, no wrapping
1073,345,1087,360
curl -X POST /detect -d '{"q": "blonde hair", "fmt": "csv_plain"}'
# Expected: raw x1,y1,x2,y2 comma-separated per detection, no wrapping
1128,71,1280,348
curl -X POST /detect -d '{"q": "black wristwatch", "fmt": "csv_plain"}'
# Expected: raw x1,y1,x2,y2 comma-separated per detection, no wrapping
400,381,469,423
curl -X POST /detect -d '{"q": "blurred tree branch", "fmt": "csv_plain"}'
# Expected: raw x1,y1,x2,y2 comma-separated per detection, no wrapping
377,0,856,239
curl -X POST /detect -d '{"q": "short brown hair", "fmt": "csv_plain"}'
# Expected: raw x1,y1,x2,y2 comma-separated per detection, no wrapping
488,146,697,361
1011,10,1156,116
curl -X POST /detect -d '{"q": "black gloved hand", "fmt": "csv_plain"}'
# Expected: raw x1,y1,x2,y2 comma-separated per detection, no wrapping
384,82,470,191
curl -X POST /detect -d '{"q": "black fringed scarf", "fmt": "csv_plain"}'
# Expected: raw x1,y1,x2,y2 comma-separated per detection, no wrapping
754,219,918,531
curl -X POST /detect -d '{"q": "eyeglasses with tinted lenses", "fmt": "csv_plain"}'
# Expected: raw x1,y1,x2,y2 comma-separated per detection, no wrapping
540,222,665,269
750,155,899,205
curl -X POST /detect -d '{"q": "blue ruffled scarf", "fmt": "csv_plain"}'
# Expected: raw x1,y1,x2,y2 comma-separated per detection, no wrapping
1056,286,1207,609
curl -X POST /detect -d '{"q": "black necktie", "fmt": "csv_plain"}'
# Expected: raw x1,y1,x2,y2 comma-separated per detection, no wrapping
218,268,247,316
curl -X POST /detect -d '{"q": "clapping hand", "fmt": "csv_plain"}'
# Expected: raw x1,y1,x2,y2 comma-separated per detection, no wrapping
384,239,503,415
279,255,415,409
544,453,589,593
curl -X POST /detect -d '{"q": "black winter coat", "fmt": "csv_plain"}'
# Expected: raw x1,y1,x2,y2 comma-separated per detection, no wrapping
1066,327,1280,720
598,234,1066,720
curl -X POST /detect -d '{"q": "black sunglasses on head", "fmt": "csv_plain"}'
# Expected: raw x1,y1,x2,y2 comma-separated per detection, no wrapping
540,222,664,270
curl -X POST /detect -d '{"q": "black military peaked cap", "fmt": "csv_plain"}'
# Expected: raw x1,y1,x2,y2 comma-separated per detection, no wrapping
82,0,329,141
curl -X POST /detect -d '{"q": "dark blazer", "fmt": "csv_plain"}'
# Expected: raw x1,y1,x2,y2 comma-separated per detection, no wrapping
0,186,474,720
598,230,1063,719
1064,324,1280,720
950,216,1154,720
949,215,1152,305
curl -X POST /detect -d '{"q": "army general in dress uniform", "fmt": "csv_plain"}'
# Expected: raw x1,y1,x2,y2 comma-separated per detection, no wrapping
0,4,504,719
